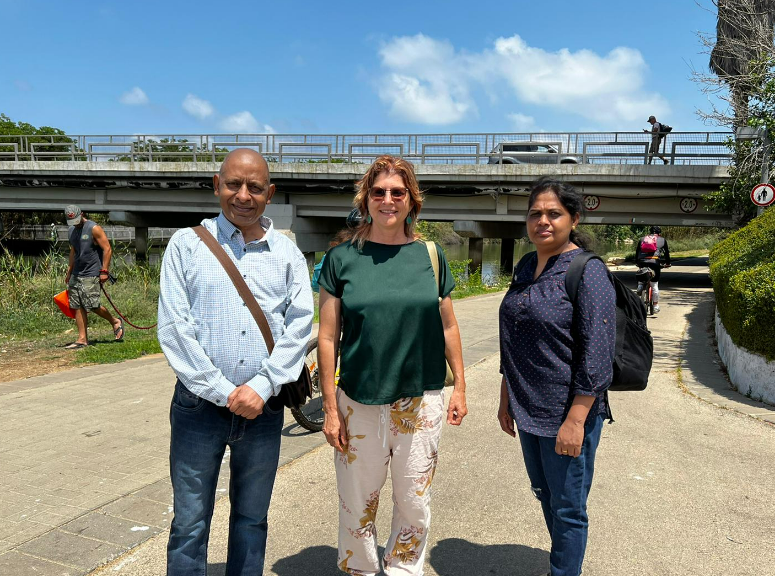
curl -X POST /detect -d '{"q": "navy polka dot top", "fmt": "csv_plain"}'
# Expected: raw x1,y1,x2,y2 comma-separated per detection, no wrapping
499,248,616,437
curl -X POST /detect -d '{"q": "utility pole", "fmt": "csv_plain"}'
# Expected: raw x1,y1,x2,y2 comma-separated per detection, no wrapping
760,129,771,216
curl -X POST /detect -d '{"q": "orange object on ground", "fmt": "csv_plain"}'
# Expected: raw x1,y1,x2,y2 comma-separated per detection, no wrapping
54,290,76,318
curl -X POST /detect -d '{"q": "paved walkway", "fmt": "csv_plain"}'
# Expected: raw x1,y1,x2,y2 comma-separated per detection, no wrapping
1,259,774,575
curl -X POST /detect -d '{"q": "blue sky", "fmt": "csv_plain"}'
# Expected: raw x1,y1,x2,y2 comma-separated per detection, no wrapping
1,0,723,135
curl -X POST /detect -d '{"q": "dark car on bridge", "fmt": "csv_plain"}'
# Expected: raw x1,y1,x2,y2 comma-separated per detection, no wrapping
487,142,580,165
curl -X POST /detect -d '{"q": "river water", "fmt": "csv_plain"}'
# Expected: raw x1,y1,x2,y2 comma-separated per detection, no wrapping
441,239,623,280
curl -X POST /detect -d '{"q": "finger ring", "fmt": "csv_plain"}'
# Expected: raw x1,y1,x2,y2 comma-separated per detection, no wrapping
562,450,568,454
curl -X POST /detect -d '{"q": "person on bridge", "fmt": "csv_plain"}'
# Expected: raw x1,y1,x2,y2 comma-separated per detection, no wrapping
644,115,669,164
317,155,467,576
63,204,124,349
498,178,616,576
157,149,314,575
635,225,671,313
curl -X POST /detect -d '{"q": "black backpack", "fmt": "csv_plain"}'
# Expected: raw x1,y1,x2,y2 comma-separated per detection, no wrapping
658,122,672,135
515,251,653,391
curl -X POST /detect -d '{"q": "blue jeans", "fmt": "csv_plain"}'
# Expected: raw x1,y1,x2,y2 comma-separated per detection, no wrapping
518,415,604,576
167,380,283,576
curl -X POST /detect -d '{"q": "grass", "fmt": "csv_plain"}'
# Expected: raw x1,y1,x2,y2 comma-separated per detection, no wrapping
0,246,161,368
0,231,713,375
0,245,506,373
448,259,511,299
597,232,726,262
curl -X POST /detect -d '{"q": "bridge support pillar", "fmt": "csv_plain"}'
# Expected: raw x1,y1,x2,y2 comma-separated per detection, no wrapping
453,221,526,275
304,252,316,272
468,238,483,274
135,227,148,262
500,239,515,273
289,211,347,253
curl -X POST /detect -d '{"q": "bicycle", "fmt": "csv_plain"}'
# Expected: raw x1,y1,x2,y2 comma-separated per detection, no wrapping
291,336,340,432
636,263,669,316
636,267,656,315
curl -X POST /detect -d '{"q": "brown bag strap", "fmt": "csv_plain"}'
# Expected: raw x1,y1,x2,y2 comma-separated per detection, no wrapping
192,225,276,353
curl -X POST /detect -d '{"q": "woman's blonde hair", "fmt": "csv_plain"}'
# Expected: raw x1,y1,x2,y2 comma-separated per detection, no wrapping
350,155,424,248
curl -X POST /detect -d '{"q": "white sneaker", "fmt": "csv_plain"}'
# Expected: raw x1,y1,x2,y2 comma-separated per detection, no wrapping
653,304,660,313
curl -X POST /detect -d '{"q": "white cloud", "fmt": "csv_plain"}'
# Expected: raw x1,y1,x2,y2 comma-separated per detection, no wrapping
219,111,274,133
377,35,475,125
376,34,669,126
182,94,214,120
119,87,149,106
507,113,537,132
380,74,471,125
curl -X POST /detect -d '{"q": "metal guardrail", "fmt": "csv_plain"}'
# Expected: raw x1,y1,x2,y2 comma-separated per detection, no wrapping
0,132,734,165
12,225,178,243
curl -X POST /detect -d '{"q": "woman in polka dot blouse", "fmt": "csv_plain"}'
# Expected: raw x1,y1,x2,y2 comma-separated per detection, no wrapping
498,177,616,576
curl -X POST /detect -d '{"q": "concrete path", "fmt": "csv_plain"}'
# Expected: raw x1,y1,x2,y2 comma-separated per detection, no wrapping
2,259,774,575
0,290,502,575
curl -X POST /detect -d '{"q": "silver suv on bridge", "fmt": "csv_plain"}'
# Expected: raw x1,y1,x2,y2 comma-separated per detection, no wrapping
487,142,580,165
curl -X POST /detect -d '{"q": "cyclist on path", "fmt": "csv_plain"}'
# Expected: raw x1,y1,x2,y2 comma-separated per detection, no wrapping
635,225,671,313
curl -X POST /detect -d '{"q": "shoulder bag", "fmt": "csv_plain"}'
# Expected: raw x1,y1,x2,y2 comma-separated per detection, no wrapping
192,226,313,408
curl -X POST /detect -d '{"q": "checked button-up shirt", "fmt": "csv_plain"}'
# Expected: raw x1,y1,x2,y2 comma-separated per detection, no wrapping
158,213,314,407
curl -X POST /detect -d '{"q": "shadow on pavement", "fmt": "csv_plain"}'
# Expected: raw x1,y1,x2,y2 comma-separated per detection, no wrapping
428,538,549,576
270,545,341,575
681,292,773,411
281,420,319,438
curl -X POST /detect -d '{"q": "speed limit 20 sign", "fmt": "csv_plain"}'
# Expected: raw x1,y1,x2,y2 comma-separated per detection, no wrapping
751,183,775,207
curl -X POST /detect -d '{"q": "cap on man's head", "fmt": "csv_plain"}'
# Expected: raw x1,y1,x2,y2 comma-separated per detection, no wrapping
647,115,656,122
64,205,82,226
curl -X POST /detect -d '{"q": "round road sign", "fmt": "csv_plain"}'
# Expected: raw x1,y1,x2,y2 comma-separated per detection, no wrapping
584,195,601,211
751,183,775,207
679,198,698,213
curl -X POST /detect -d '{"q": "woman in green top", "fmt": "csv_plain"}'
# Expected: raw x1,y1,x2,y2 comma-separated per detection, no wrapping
318,155,467,575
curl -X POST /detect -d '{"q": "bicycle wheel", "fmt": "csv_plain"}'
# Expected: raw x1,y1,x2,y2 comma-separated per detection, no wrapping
648,286,655,316
640,283,650,313
290,337,325,432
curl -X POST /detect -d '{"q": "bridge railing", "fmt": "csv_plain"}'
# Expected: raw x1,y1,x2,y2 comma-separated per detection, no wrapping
0,132,733,166
12,225,178,243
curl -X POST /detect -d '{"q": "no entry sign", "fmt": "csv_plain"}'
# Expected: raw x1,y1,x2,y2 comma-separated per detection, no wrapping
751,183,775,207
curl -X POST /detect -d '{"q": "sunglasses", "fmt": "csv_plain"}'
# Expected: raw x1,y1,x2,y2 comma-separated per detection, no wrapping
370,187,408,200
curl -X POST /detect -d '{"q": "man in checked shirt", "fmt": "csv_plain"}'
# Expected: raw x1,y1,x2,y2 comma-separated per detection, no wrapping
158,149,314,575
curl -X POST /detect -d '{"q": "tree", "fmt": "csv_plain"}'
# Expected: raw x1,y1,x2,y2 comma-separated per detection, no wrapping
0,114,80,240
695,1,775,224
113,138,230,163
704,0,775,128
0,113,81,161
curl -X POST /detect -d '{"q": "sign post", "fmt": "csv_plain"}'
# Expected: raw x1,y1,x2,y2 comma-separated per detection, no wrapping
751,183,775,210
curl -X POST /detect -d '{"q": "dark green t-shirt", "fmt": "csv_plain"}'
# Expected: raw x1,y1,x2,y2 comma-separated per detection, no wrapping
318,240,455,405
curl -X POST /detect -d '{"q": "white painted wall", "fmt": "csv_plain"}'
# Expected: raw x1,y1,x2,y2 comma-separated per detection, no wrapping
716,311,775,405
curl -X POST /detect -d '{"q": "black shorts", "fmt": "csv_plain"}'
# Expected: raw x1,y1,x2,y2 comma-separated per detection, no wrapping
637,260,661,282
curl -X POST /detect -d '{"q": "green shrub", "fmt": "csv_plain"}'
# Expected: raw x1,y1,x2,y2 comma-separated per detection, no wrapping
709,208,775,360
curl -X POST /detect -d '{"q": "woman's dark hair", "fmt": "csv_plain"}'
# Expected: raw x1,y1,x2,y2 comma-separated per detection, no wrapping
527,177,591,250
650,225,662,235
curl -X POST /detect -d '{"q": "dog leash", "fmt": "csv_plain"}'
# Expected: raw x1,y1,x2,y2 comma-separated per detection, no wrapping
100,284,157,330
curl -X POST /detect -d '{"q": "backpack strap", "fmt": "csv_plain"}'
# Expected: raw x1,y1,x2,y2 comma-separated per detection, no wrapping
424,241,442,301
565,251,604,303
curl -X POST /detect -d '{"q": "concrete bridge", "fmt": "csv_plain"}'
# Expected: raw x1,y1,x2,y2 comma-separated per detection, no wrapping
0,131,733,270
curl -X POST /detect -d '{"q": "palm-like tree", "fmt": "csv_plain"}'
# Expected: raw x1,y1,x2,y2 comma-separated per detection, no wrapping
710,0,775,126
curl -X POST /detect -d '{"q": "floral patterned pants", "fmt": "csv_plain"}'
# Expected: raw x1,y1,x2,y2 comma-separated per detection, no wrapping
335,388,444,576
